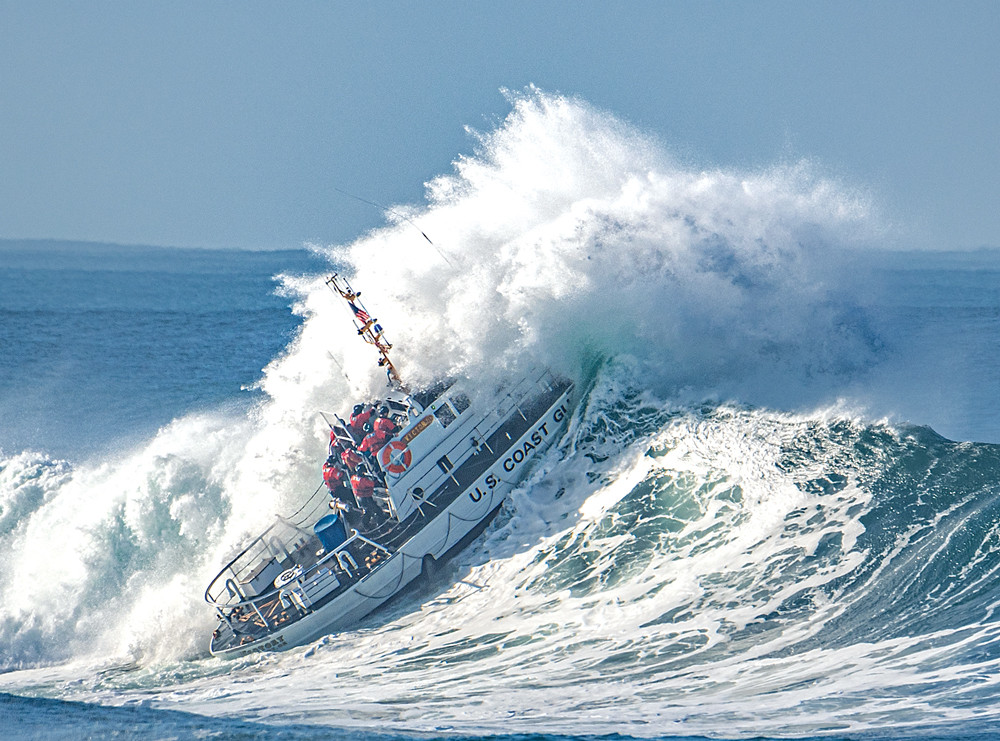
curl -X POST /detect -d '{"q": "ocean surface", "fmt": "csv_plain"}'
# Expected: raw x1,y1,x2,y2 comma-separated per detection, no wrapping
3,92,1000,740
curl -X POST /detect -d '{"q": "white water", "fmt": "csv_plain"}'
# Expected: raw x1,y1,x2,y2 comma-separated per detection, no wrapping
4,89,998,738
322,89,881,405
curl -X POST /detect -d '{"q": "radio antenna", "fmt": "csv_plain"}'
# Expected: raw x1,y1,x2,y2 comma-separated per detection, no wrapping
333,187,455,268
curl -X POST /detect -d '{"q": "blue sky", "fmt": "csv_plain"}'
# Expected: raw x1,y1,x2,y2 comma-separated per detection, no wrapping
2,1,998,250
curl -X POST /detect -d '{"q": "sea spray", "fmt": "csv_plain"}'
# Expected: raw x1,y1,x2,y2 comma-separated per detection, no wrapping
115,373,999,737
11,89,997,740
324,89,881,409
0,88,881,670
0,452,71,538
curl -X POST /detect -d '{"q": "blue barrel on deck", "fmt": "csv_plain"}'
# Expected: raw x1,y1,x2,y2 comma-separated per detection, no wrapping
314,512,348,552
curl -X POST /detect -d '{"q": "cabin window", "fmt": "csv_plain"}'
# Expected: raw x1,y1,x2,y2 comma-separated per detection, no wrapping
451,393,471,414
411,379,455,409
437,455,453,473
434,403,457,428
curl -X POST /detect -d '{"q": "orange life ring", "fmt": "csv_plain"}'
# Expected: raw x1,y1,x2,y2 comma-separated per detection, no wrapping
380,440,412,475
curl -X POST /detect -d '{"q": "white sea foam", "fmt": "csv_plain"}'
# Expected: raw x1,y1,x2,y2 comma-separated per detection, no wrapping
6,89,998,738
0,87,881,670
314,88,880,408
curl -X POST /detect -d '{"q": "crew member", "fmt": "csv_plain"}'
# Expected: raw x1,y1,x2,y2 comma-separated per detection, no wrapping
322,455,352,502
372,406,398,436
328,425,351,454
359,422,390,457
350,472,379,530
349,404,373,439
340,445,364,472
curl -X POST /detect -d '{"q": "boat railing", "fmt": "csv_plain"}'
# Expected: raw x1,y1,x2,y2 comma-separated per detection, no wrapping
204,484,344,607
389,368,563,514
280,482,335,530
206,529,392,616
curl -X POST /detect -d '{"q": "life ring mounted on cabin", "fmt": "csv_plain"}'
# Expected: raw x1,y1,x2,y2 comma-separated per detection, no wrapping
380,440,413,475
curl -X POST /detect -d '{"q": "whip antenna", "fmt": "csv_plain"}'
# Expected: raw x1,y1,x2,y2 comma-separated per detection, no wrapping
333,187,455,268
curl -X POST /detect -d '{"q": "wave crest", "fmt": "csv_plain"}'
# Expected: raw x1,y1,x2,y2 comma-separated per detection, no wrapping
322,88,880,408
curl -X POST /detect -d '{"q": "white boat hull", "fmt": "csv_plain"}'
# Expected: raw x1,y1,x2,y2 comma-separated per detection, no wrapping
212,386,571,658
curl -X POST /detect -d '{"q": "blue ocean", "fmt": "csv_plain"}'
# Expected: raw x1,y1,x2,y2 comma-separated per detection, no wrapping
3,94,1000,740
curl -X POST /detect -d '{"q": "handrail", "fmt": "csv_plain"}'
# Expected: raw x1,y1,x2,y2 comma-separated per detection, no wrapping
389,369,559,511
282,482,331,526
204,484,334,604
205,530,392,609
207,369,560,608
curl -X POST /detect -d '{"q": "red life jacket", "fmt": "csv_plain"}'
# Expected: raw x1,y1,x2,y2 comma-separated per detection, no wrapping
349,408,372,434
373,416,397,435
341,448,363,471
350,474,375,499
323,463,343,488
359,429,389,454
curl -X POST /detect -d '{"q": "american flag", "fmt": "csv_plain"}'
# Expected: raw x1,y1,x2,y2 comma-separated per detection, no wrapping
348,301,370,323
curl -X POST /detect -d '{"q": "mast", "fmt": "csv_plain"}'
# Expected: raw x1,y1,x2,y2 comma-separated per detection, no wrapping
325,273,403,387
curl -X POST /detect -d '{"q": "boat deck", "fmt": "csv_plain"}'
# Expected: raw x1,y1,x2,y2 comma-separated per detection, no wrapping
206,374,571,655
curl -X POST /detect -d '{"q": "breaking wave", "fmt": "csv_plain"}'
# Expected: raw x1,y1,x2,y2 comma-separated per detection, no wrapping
315,88,881,409
6,88,999,739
